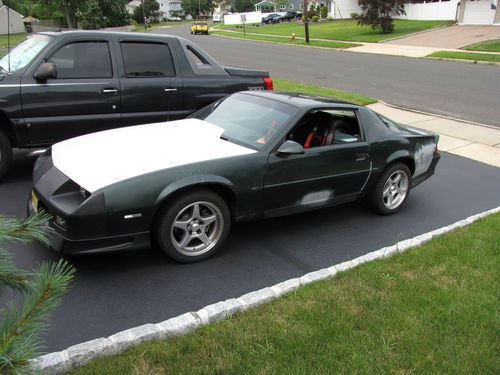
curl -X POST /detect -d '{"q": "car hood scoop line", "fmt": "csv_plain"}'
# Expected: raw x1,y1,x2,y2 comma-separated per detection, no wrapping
52,119,256,193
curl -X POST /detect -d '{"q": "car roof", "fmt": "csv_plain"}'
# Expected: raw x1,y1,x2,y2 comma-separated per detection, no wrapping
38,30,178,39
240,91,360,109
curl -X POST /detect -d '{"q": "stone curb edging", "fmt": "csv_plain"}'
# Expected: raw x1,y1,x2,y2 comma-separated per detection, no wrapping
31,206,500,374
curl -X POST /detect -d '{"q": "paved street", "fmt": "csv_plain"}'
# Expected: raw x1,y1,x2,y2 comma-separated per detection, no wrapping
2,150,500,351
158,24,500,127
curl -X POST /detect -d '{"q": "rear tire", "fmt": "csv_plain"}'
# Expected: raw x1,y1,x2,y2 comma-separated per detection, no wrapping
0,129,13,180
368,162,411,215
155,189,231,263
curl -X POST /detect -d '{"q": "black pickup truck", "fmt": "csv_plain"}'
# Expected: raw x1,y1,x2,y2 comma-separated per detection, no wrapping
0,31,273,178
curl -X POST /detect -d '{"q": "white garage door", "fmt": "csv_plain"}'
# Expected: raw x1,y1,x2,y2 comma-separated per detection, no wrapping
463,0,496,24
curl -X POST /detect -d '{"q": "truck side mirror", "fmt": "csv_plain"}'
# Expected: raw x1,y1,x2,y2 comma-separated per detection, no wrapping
277,140,305,156
34,62,57,81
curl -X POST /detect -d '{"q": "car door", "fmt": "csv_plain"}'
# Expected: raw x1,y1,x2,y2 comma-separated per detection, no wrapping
117,39,180,126
263,108,371,216
21,37,120,145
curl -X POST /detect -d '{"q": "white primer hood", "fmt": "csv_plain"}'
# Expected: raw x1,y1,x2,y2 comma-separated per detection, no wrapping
52,119,256,192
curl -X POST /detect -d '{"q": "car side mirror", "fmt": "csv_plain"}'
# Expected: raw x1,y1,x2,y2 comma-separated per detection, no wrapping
277,140,305,155
34,62,57,81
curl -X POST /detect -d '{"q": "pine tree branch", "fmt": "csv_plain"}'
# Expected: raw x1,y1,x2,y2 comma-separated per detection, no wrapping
0,260,75,374
0,249,30,292
0,213,54,248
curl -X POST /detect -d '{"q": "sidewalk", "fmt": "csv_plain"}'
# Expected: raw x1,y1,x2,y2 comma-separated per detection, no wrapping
367,102,500,168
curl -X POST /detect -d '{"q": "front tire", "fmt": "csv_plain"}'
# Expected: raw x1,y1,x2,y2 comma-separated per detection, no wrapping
0,129,13,180
368,163,411,215
155,189,231,263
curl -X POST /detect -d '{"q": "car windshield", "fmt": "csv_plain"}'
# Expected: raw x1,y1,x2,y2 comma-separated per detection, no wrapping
0,34,52,73
191,93,298,150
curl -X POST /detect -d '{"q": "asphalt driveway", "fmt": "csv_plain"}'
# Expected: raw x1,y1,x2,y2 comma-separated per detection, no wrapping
387,25,500,49
2,150,499,352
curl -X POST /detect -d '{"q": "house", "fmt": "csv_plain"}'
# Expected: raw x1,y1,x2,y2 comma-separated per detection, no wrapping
255,0,500,24
157,0,184,19
126,0,141,15
0,0,25,35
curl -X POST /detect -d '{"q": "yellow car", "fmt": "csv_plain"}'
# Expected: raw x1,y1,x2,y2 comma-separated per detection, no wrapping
191,21,208,35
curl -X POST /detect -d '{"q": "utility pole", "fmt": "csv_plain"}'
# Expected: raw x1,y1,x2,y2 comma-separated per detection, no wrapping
303,0,309,44
141,0,147,31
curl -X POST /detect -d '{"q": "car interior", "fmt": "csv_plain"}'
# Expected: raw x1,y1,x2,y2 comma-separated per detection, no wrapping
287,109,362,148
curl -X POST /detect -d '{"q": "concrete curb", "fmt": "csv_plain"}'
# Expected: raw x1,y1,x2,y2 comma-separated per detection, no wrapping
426,56,500,67
31,206,500,374
376,100,500,130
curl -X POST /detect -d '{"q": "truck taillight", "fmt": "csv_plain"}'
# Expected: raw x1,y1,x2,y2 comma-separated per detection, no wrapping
262,76,273,90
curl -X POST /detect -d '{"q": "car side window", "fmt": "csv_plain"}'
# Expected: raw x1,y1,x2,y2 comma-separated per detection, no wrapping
120,42,175,77
287,109,362,149
49,41,112,79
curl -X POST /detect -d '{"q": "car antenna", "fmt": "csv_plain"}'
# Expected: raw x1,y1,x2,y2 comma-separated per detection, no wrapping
6,0,11,71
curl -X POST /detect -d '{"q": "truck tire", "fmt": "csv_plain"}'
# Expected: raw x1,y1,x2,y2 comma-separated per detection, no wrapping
0,129,13,180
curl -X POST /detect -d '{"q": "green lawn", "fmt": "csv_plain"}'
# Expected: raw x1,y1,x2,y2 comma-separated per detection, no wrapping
134,20,190,32
427,51,500,63
273,78,377,106
219,19,453,43
0,33,27,50
71,213,500,375
212,30,359,50
461,39,500,53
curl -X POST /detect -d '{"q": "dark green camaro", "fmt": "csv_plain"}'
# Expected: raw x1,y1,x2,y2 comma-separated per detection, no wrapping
30,91,440,262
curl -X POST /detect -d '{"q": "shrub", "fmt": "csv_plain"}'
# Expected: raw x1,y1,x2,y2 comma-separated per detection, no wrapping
327,16,334,21
312,15,319,22
351,12,359,19
320,6,328,19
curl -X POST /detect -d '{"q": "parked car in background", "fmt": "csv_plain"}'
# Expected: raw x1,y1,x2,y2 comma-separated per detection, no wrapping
281,11,302,22
262,13,281,24
29,91,440,263
0,31,272,179
191,21,209,35
165,16,181,22
213,13,222,22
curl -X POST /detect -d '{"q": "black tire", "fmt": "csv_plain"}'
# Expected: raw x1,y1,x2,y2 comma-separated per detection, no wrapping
0,129,13,180
155,189,231,263
368,162,411,216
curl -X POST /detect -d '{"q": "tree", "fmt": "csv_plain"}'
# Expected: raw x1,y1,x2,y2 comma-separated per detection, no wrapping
99,0,129,27
231,0,254,13
0,213,75,374
132,0,159,24
79,0,104,29
181,0,215,17
39,0,79,28
357,0,406,33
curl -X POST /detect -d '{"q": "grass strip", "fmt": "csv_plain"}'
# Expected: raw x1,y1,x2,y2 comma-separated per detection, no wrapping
427,51,500,63
273,77,377,106
212,30,358,49
0,33,27,50
217,19,453,43
461,39,500,53
71,212,500,375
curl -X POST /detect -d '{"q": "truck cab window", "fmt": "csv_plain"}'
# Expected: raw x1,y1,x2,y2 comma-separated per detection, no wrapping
49,42,112,79
121,42,175,77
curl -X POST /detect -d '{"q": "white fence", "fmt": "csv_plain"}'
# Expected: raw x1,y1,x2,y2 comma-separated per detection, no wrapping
223,11,263,25
397,0,459,21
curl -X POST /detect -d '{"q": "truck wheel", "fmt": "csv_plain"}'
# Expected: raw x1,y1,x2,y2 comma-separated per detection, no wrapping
0,129,13,180
155,189,231,263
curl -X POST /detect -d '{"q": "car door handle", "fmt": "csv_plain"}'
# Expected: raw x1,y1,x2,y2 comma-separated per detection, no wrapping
101,88,118,94
356,153,369,161
164,88,178,92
